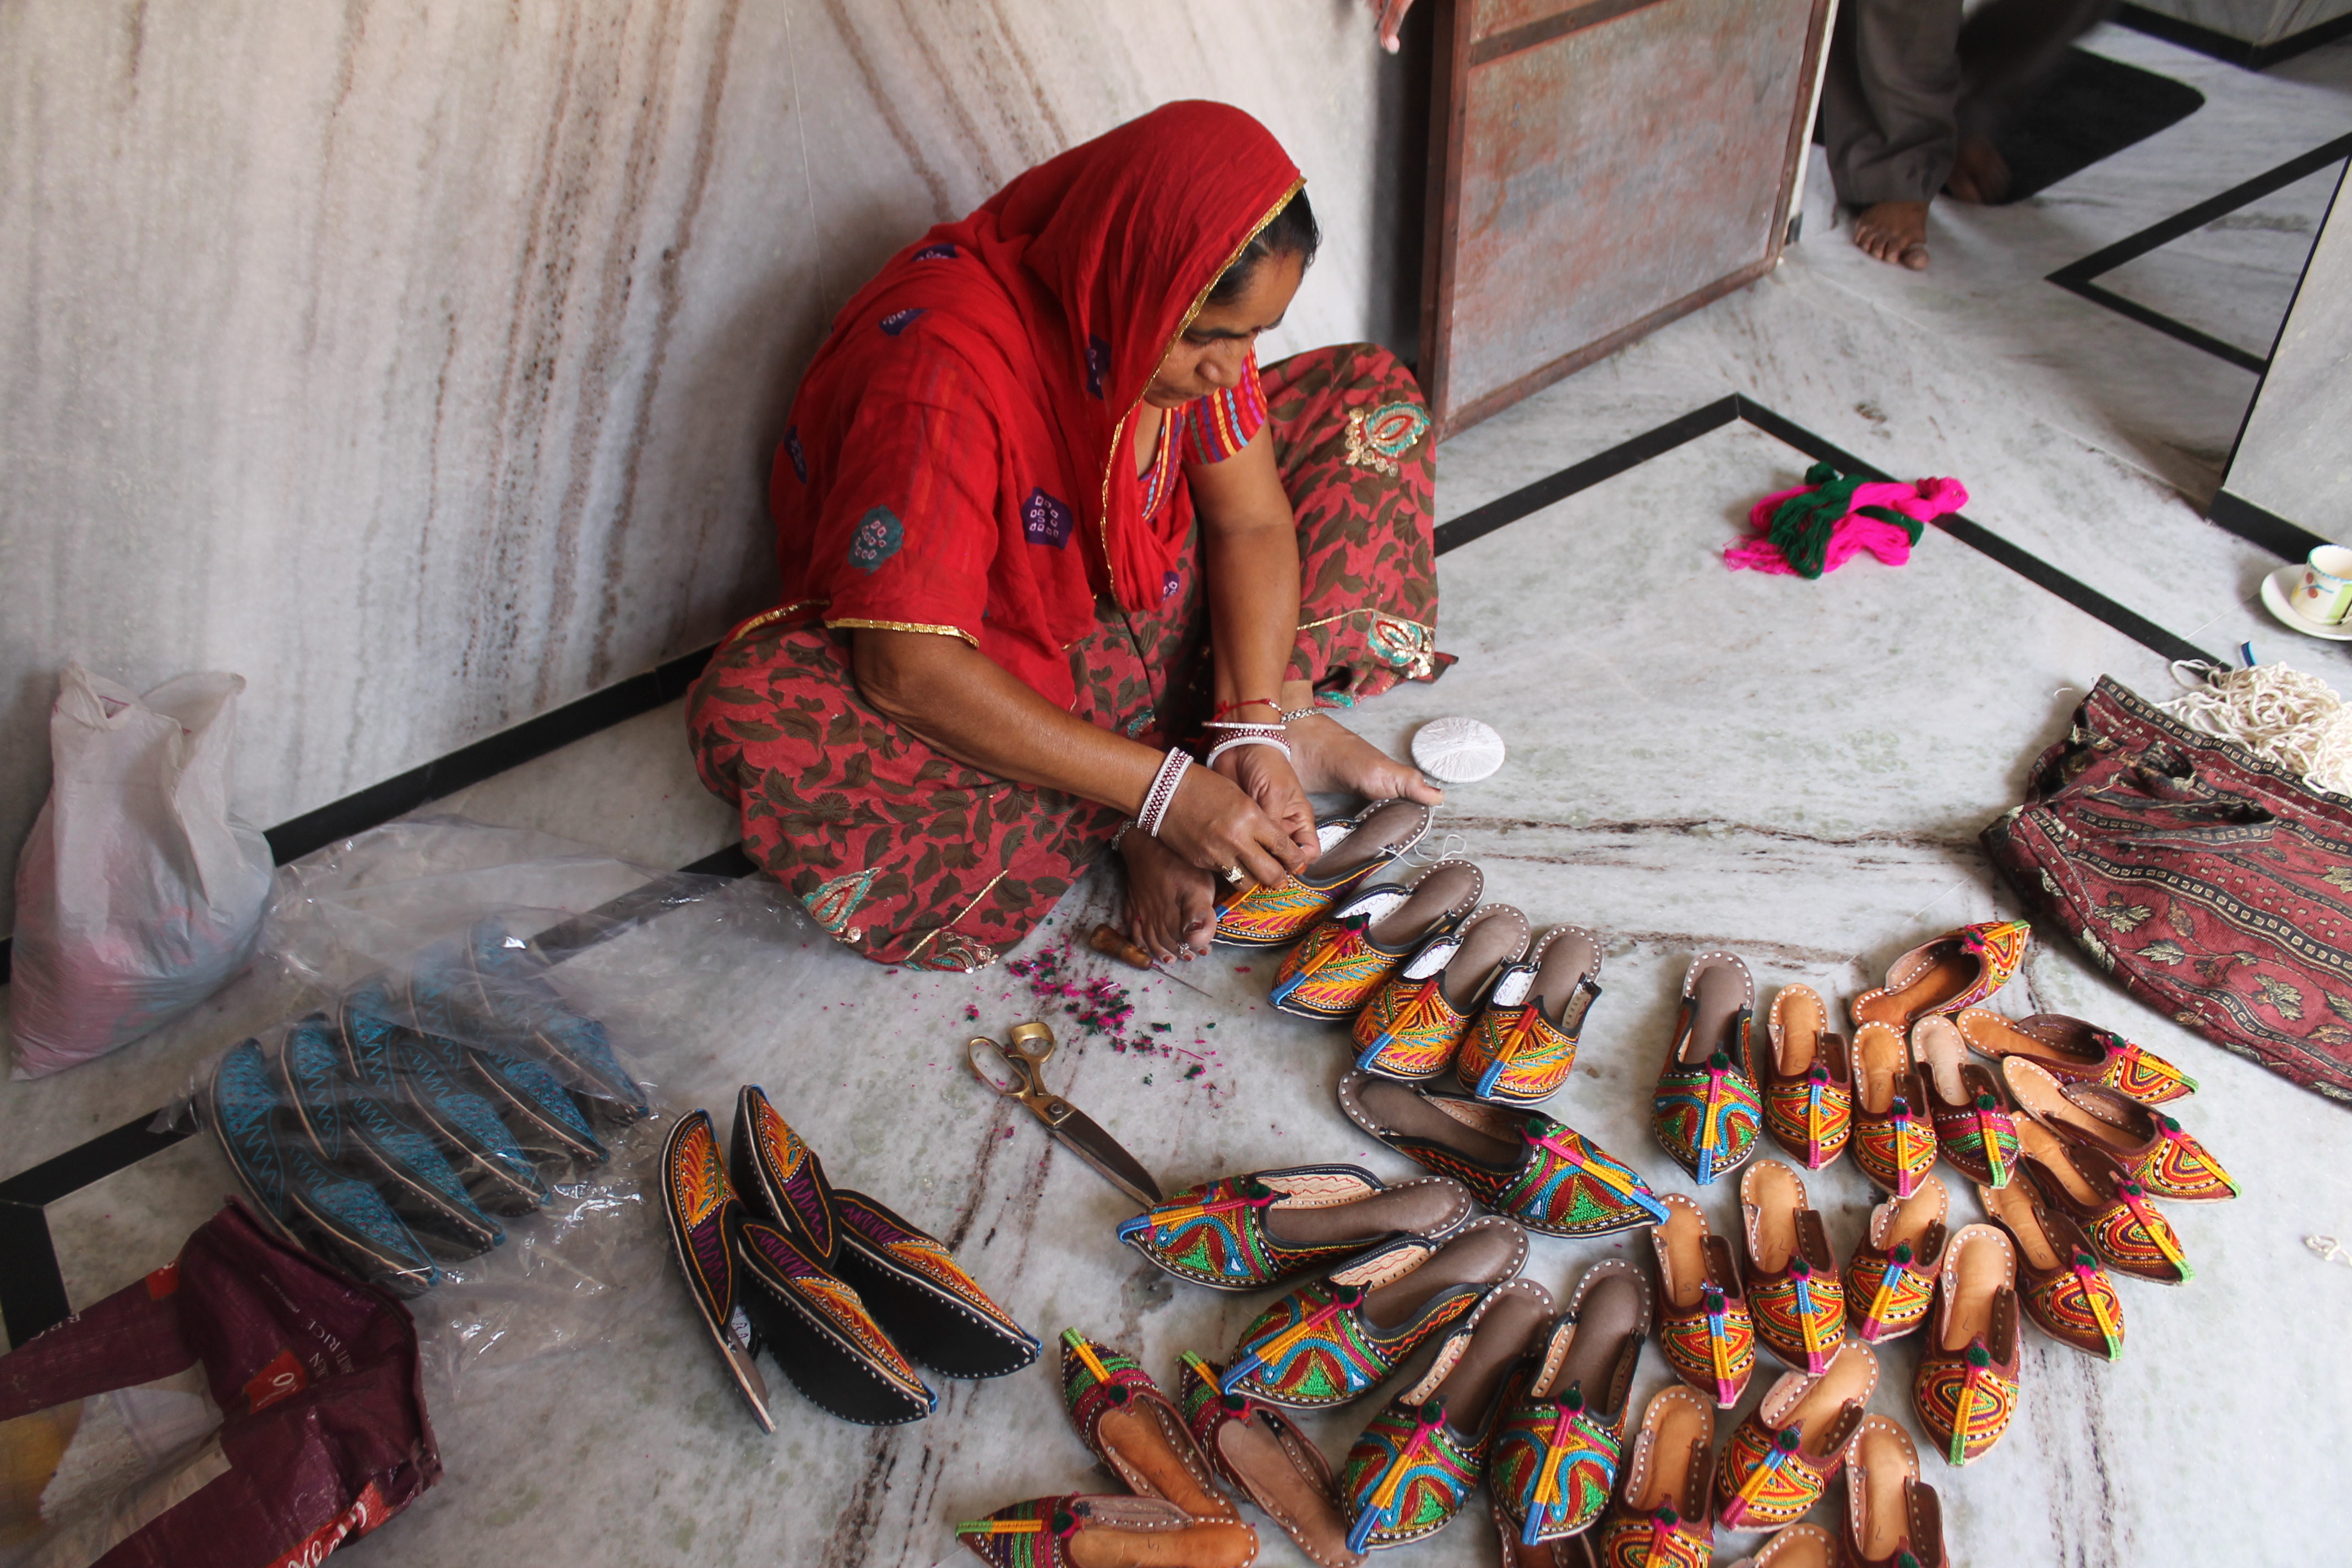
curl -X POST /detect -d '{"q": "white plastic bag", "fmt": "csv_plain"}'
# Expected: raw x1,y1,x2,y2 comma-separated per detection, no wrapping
9,665,275,1077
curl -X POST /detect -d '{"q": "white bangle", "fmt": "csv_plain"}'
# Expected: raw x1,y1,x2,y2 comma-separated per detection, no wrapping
1137,748,1193,839
1205,736,1294,767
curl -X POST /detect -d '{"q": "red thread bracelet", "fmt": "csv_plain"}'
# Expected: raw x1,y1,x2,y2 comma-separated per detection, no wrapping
1210,696,1282,718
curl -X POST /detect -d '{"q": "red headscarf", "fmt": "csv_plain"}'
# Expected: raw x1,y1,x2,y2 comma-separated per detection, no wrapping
766,101,1303,709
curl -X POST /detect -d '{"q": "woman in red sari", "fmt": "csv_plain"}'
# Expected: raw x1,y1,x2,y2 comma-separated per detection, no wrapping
687,101,1449,972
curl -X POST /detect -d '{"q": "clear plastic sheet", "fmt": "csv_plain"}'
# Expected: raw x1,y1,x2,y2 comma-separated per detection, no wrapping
165,818,810,1393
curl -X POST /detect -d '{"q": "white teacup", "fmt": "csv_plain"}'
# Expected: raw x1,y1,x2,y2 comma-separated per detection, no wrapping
2296,545,2352,626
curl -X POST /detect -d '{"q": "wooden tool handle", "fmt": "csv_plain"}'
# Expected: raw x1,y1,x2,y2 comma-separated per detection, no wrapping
1088,922,1155,971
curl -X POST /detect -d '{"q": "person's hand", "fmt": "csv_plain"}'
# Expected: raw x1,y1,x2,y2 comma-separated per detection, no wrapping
1371,0,1415,52
1152,761,1312,893
1121,831,1218,962
1215,744,1320,861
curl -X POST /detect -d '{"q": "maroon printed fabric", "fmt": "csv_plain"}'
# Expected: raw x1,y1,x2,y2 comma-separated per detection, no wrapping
687,342,1444,971
1983,676,2352,1106
0,1201,438,1567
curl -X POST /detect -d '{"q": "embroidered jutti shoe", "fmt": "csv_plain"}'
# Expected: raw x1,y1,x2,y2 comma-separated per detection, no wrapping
2015,1116,2194,1284
1648,1195,1754,1409
1725,1521,1836,1567
1117,1164,1473,1290
1222,1218,1528,1408
1352,905,1530,1079
1268,861,1483,1021
730,1084,843,1260
1850,1024,1937,1197
1839,1417,1948,1567
1593,1386,1715,1568
1850,919,2030,1031
1912,1017,2018,1188
1455,925,1604,1104
657,1109,772,1431
1338,1073,1669,1238
1713,1341,1876,1532
1338,1278,1554,1553
1176,1354,1363,1568
2001,1058,2237,1202
832,1188,1037,1378
1908,1224,2019,1467
1058,1330,1234,1520
1955,1008,2196,1106
730,1205,937,1425
1979,1179,2125,1362
1215,798,1435,948
1736,1161,1845,1375
1760,986,1852,1170
1650,953,1761,1185
392,1028,549,1216
1490,1261,1651,1547
1842,1175,1948,1345
954,1496,1259,1568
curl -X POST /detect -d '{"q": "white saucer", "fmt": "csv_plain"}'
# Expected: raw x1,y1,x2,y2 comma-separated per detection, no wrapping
2260,565,2352,640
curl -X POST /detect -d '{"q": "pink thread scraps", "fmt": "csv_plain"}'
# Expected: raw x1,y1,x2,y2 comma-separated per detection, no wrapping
1723,476,1968,577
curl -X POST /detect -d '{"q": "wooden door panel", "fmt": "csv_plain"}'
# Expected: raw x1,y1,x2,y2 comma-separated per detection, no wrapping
1422,0,1831,434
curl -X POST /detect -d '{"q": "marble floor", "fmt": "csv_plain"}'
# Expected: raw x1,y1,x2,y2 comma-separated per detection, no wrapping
8,21,2352,1568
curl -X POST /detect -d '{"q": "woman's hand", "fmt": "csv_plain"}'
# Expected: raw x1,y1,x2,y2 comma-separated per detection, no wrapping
1216,743,1320,861
1122,831,1218,962
1153,762,1312,892
1371,0,1416,51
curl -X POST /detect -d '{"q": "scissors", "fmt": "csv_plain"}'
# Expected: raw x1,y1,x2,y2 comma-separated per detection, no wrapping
968,1021,1163,1208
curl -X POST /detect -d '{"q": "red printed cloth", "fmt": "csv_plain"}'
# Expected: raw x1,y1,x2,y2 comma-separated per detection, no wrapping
1983,677,2352,1106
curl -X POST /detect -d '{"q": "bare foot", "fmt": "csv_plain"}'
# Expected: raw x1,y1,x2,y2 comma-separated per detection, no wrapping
1852,202,1930,270
1945,138,2011,205
1121,830,1217,962
1287,714,1445,805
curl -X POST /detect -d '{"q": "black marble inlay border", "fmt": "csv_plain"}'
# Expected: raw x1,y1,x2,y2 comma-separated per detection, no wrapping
0,390,2220,1346
2117,2,2352,70
2045,131,2352,373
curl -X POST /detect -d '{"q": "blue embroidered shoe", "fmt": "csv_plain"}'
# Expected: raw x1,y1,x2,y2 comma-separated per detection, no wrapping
1489,1260,1652,1547
393,1029,548,1216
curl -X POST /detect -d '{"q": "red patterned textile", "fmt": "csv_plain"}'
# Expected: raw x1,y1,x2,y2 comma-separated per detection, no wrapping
1982,676,2352,1106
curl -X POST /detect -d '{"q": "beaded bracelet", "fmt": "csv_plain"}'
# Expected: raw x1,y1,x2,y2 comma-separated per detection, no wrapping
1201,720,1288,737
1108,820,1134,851
1137,748,1193,839
1206,735,1293,768
1278,706,1316,724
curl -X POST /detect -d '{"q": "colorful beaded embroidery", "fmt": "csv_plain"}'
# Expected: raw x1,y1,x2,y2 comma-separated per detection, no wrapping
1854,1095,1937,1196
1457,979,1595,1104
1342,401,1431,477
1376,1104,1668,1239
1715,1423,1831,1531
1116,1167,1399,1289
1491,1386,1624,1543
2090,1181,2195,1282
1341,1395,1484,1551
1747,1260,1847,1375
2027,1250,2126,1361
1652,1050,1763,1186
738,1088,840,1260
1353,965,1477,1079
1912,1344,2016,1466
2128,1115,2239,1202
735,1218,935,1411
1658,1287,1755,1408
1268,894,1418,1020
1597,1506,1712,1568
1930,1092,2021,1189
835,1191,1029,1345
1764,1064,1852,1169
1845,1242,1936,1343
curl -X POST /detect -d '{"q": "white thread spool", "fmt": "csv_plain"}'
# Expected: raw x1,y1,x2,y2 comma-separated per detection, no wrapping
1411,716,1506,783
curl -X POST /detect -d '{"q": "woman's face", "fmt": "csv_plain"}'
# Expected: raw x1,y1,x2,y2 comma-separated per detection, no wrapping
1143,250,1306,409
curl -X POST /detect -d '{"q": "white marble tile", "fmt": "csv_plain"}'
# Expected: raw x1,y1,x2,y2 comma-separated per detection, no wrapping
2097,157,2344,362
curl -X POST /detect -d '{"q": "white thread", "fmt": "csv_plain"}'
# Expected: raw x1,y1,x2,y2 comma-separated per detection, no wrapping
1405,830,1469,867
2161,661,2352,794
1411,715,1506,783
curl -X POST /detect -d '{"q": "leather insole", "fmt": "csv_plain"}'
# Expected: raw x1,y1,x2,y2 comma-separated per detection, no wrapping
1776,988,1826,1076
1429,1286,1552,1427
1627,1401,1711,1512
1913,1016,1970,1106
1096,1404,1228,1518
1356,1078,1517,1166
1494,929,1598,1025
1066,1520,1258,1568
1439,907,1530,1007
1368,864,1479,949
1309,799,1427,881
1854,1025,1910,1116
1680,957,1748,1067
1542,1272,1644,1404
1858,946,1975,1026
1941,1232,2011,1351
1764,1526,1833,1567
1964,1010,2087,1069
1779,1346,1874,1445
1365,1224,1522,1330
1853,1420,1914,1560
1876,1174,1946,1254
1980,1181,2060,1272
1263,1183,1462,1246
1215,1416,1353,1568
1746,1162,1805,1274
2017,1119,2100,1206
1656,1201,1713,1311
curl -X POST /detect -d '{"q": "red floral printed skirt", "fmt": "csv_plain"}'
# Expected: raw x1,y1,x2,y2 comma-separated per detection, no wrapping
685,342,1447,970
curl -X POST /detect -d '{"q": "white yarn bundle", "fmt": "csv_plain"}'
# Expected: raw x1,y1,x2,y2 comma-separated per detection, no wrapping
2162,661,2352,794
1411,716,1506,783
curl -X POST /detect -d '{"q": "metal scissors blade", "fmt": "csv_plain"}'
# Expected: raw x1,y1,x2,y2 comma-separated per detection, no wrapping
966,1024,1162,1208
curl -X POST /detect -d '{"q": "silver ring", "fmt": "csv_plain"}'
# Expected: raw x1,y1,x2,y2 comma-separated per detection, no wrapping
1221,865,1246,884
